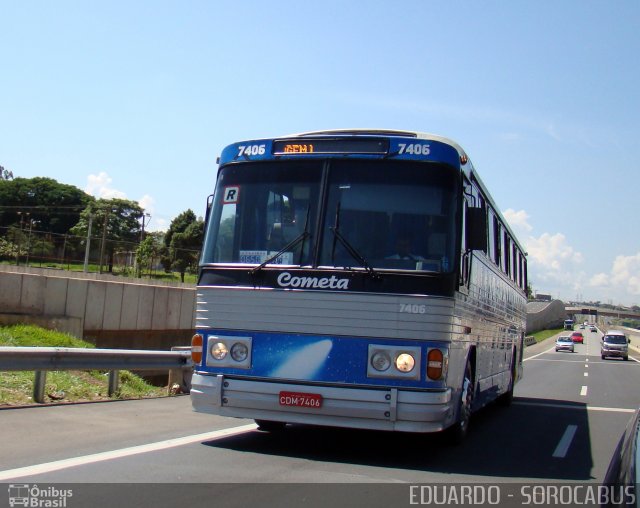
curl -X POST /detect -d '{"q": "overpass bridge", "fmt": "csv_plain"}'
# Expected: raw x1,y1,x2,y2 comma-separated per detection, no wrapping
566,306,640,321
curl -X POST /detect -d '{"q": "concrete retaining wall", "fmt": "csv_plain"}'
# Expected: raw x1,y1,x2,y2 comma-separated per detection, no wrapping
526,300,567,334
0,266,195,348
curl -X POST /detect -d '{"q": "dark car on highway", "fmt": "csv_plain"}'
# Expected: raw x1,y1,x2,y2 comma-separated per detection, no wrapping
603,408,640,506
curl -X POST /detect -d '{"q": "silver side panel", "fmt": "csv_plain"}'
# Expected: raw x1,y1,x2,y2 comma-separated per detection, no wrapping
196,287,458,340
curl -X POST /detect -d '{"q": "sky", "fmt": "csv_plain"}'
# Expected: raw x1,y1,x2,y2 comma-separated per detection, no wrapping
0,1,638,307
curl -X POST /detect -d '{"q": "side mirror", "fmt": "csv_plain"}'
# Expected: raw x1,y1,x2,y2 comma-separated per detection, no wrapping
466,207,487,252
204,194,214,226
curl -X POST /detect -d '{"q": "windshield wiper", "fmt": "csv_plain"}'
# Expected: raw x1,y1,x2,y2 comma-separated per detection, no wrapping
250,204,311,275
330,202,380,278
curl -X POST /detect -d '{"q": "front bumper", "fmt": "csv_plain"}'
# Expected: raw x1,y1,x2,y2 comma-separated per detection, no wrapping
191,373,454,433
602,348,628,358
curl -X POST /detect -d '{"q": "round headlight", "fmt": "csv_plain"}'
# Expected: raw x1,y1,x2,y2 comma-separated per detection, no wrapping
230,342,249,362
211,342,228,360
395,353,415,373
371,351,391,372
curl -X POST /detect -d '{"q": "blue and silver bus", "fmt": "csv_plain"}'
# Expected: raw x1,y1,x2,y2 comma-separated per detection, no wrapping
190,129,528,441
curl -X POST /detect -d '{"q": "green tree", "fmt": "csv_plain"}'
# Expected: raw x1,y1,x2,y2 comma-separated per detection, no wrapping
527,281,535,301
0,177,90,235
163,209,203,282
135,232,163,277
70,198,144,273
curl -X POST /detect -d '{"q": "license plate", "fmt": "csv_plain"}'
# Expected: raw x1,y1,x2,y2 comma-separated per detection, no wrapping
279,391,323,408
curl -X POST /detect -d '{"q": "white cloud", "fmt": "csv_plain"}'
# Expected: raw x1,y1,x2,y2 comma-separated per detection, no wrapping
503,208,533,236
147,217,169,232
138,194,155,214
589,273,609,287
524,232,583,271
611,253,640,294
501,208,638,306
85,172,127,199
587,253,640,305
594,253,640,296
504,209,585,300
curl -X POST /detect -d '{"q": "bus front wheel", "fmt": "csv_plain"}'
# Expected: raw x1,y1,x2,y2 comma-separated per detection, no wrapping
447,360,474,444
498,350,517,407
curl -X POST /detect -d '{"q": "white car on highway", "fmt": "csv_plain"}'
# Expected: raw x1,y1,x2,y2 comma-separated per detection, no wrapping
556,335,575,353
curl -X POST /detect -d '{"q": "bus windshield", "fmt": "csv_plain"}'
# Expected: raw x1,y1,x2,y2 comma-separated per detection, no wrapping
202,159,459,272
320,160,458,272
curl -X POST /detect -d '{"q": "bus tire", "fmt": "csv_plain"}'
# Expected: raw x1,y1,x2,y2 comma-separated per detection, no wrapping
255,419,287,432
447,359,474,444
498,350,516,407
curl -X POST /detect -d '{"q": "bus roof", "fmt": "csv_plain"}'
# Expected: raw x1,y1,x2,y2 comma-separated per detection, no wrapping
286,129,470,160
218,129,526,254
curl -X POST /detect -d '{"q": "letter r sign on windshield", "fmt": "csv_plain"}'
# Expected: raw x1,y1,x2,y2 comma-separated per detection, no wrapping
223,186,240,204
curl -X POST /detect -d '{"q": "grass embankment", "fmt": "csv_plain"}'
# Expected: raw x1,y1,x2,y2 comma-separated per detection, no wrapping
0,324,166,406
531,328,564,343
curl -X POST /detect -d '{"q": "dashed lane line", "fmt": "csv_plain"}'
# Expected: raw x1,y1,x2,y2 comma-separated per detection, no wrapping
553,425,578,458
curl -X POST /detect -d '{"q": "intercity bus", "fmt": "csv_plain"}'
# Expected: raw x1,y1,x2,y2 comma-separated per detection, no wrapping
190,129,528,441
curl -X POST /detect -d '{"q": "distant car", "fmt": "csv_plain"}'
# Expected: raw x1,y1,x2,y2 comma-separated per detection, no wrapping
580,324,585,329
590,326,597,333
601,330,629,361
556,336,575,353
571,331,584,343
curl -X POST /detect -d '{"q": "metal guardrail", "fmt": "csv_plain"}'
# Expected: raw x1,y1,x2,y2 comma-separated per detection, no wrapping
0,347,193,404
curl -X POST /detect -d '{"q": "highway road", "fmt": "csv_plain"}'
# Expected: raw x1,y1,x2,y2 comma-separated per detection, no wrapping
1,328,639,507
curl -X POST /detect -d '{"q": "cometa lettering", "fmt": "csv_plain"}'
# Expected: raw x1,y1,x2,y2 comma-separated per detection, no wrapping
277,272,349,290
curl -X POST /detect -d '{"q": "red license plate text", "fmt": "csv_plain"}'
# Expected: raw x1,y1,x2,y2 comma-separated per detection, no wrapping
279,391,322,408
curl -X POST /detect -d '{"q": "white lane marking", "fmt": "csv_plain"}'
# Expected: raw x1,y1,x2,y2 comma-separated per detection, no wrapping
580,386,588,396
584,372,588,377
523,346,557,361
585,364,588,368
526,358,584,363
553,425,578,458
587,406,636,413
0,423,257,481
514,401,635,413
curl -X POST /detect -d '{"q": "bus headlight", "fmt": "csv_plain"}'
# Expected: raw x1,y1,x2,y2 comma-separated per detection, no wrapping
206,335,252,369
211,342,228,360
367,344,421,380
395,353,415,373
371,351,391,372
231,342,249,362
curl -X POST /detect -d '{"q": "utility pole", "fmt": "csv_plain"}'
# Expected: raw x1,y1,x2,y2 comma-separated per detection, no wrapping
99,210,110,274
83,214,93,273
